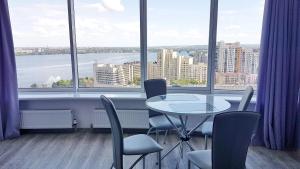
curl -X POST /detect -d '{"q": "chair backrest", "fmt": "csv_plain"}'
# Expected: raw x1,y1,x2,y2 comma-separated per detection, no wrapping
238,86,254,111
144,79,167,117
212,111,260,169
100,95,124,169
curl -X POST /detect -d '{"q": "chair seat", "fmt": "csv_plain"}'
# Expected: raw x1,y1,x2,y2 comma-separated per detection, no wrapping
201,121,213,136
124,134,163,155
187,150,212,169
149,115,182,129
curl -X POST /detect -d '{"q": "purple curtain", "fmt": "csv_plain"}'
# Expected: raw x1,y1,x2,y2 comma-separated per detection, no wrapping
0,0,20,140
297,89,300,148
253,0,300,149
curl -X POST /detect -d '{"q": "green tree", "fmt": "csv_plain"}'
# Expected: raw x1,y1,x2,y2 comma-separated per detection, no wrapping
30,83,38,88
171,79,200,86
132,76,140,86
52,80,72,88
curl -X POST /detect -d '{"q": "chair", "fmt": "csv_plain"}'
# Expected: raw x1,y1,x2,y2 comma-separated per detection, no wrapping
101,95,163,169
144,79,182,143
187,111,260,169
201,86,254,149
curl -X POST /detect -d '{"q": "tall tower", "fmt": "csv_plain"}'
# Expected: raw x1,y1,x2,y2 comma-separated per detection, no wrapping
235,47,243,73
216,41,240,73
157,49,179,82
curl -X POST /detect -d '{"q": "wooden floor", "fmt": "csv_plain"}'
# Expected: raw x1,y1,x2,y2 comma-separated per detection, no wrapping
0,130,299,169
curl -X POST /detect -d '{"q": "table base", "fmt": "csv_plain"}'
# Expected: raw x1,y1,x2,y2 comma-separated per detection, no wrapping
161,114,211,160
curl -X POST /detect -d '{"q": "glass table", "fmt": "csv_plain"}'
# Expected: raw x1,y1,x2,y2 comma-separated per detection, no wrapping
146,93,231,162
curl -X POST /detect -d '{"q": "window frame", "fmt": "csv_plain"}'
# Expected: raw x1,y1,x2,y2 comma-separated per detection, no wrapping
15,0,254,94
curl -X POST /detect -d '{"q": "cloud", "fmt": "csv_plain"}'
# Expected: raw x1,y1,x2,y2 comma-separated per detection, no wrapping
102,0,125,12
114,22,140,33
82,3,107,13
9,3,70,47
225,25,241,30
75,16,140,47
258,0,265,18
219,10,238,15
33,17,68,37
148,29,208,46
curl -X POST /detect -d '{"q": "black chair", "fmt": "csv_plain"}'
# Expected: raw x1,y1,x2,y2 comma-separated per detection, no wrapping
201,86,254,149
101,95,163,169
144,79,182,143
187,111,260,169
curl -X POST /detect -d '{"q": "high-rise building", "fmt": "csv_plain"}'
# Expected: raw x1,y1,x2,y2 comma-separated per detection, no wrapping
157,49,179,82
187,63,207,83
156,49,197,83
216,41,240,73
93,63,125,87
93,49,209,87
235,47,243,73
147,61,161,80
192,50,208,64
215,41,259,88
123,61,141,85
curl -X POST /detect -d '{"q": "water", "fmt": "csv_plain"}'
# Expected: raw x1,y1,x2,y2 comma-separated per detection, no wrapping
16,52,157,88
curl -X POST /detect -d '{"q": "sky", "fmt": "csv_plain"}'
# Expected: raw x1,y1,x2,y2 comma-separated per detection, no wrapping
9,0,265,47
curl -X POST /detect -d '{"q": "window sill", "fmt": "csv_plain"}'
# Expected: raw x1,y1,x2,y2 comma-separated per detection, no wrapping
214,94,256,103
18,91,256,103
18,92,147,101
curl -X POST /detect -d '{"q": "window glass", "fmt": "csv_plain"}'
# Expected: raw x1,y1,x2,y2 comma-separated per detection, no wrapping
75,0,140,88
147,0,210,87
9,0,73,88
214,0,264,90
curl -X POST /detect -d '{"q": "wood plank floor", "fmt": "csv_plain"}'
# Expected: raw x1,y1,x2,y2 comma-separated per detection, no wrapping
0,130,299,169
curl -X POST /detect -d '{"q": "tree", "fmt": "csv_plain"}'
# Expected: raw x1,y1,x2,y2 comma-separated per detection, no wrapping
30,83,38,88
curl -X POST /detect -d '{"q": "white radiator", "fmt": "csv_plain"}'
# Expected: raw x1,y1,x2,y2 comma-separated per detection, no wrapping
92,109,149,129
21,110,74,129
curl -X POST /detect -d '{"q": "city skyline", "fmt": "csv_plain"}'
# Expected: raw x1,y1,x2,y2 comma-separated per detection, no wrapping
14,42,260,55
14,40,259,89
91,41,259,89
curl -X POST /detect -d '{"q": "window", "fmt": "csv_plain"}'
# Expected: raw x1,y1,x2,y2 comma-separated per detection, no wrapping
75,0,141,88
9,0,264,92
9,0,73,88
214,0,264,90
147,0,210,87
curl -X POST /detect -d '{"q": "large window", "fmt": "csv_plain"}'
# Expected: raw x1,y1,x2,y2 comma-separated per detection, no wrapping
214,0,264,90
147,0,210,88
9,0,264,92
75,0,140,88
9,0,73,88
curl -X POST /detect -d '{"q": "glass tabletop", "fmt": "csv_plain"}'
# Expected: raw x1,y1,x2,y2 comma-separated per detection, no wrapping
146,93,231,115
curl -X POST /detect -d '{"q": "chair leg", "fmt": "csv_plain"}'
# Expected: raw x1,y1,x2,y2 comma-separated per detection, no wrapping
162,130,168,144
204,135,208,150
180,142,183,158
155,129,160,164
110,163,114,169
147,127,153,135
188,160,191,169
143,156,146,169
158,151,161,169
155,129,159,143
129,154,147,169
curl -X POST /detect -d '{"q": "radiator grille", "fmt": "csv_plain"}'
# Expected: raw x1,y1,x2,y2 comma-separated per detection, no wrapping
92,109,149,129
21,110,74,129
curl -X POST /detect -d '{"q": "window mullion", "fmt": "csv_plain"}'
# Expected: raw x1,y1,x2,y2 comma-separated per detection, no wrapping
207,0,219,93
140,0,147,90
67,0,79,93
